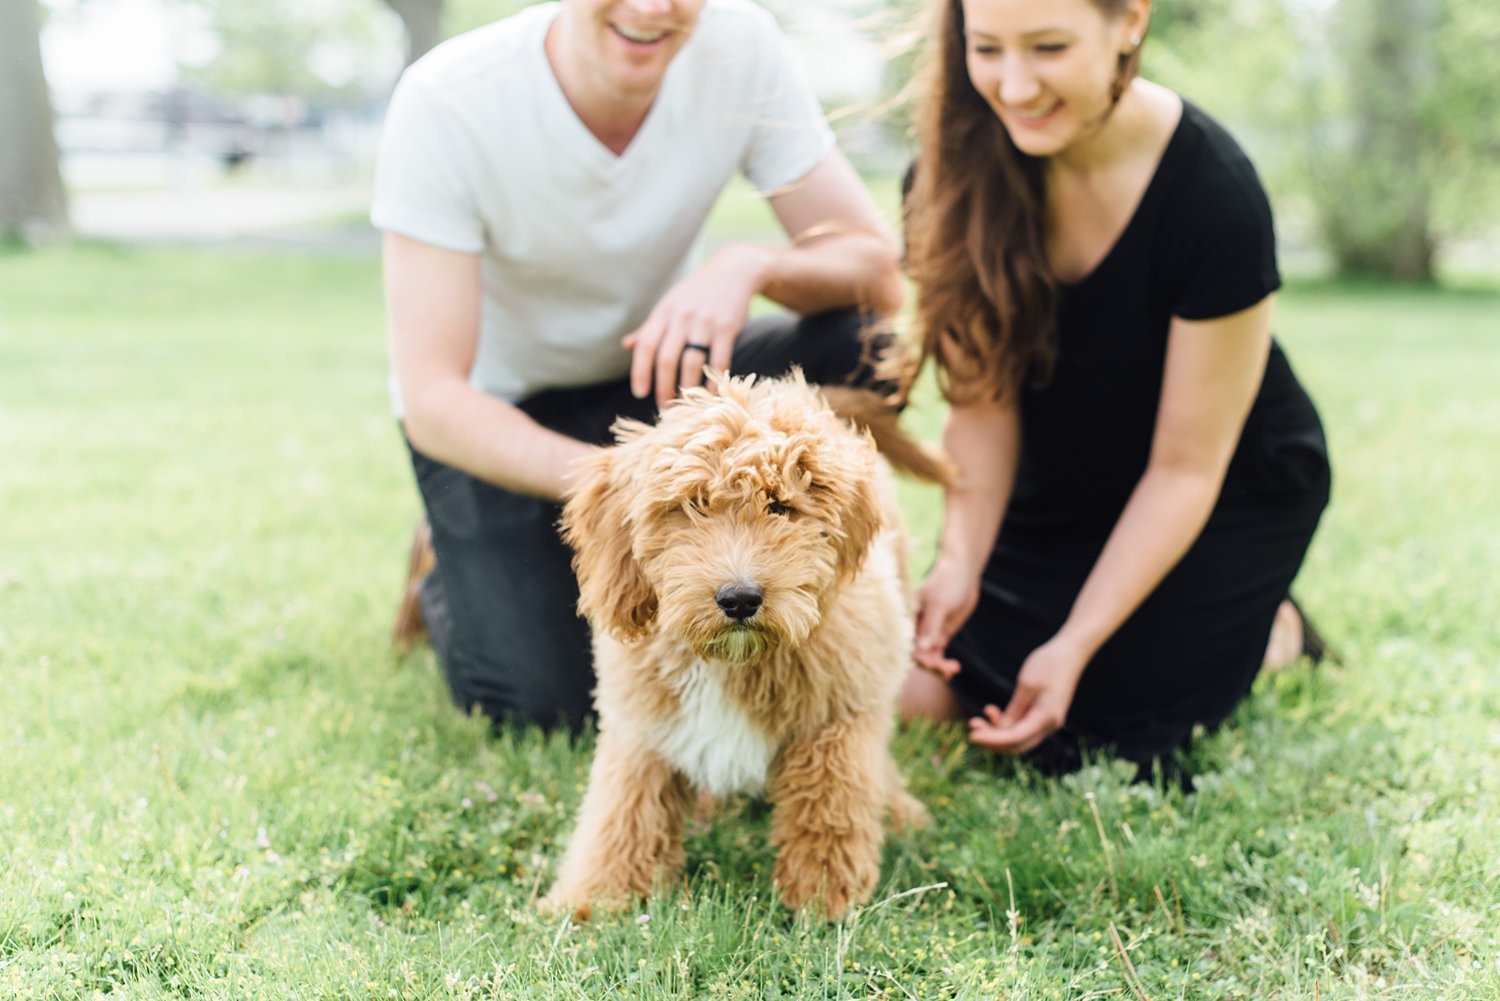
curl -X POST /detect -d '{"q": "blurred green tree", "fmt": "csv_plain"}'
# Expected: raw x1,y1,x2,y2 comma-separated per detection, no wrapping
170,0,545,98
442,0,542,39
1,0,69,243
384,0,444,64
1312,0,1445,280
1158,0,1500,282
384,0,541,63
171,0,404,98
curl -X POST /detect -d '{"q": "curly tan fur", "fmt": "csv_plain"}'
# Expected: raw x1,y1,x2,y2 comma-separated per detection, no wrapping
543,372,929,920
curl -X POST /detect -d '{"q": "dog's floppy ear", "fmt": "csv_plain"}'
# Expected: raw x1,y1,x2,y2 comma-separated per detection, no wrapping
819,438,885,582
561,447,657,639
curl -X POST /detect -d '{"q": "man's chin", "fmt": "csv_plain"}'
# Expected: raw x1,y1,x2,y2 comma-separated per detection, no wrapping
609,68,670,96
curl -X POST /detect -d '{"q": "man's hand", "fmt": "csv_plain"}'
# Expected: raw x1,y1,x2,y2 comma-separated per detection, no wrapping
623,244,774,408
967,633,1089,755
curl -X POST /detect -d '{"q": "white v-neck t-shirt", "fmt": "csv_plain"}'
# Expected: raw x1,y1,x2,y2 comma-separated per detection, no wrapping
371,0,835,414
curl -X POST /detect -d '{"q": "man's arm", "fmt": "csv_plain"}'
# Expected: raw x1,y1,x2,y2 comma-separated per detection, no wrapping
625,149,904,405
760,148,905,317
385,232,595,502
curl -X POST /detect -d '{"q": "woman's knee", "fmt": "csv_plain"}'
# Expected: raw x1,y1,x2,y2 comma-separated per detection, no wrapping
899,667,964,724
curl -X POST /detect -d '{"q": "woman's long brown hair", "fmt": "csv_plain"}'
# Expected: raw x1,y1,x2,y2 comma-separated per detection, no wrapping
901,0,1143,405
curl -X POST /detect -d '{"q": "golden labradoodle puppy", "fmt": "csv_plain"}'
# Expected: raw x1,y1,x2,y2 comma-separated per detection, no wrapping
543,372,939,920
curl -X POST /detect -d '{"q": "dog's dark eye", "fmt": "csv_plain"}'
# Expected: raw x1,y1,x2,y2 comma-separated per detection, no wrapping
687,496,709,515
767,500,794,517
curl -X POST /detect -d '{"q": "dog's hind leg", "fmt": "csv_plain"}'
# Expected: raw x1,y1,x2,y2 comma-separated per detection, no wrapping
882,754,930,833
541,729,690,920
769,716,891,919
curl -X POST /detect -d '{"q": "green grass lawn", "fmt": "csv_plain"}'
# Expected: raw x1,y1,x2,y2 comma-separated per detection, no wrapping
2,241,1498,1000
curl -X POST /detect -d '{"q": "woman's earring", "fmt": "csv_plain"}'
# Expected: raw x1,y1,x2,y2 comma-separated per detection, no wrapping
1129,34,1142,48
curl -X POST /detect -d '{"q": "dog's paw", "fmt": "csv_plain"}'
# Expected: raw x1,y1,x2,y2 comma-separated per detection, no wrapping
538,886,593,923
542,877,653,922
688,788,721,832
775,867,871,920
774,840,880,920
888,790,930,832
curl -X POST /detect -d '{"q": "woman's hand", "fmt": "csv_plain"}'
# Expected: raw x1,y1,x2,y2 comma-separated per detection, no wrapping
623,244,774,408
913,556,982,679
967,633,1089,755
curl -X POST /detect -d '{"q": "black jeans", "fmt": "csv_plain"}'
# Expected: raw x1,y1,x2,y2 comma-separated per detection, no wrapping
405,308,887,731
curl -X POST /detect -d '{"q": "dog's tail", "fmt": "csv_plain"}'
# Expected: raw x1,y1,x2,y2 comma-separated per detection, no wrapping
819,386,955,487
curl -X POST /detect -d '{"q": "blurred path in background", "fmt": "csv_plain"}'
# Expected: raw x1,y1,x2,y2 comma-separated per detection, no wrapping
69,180,378,252
62,173,1500,277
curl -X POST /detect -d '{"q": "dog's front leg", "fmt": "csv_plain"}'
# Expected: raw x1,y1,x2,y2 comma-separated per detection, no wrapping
769,716,890,919
542,728,689,920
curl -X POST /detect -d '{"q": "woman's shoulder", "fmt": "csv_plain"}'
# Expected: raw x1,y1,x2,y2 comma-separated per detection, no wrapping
1150,95,1281,318
1167,98,1273,215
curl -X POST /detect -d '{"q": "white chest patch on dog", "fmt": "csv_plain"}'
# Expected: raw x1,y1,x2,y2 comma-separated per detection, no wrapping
653,659,776,797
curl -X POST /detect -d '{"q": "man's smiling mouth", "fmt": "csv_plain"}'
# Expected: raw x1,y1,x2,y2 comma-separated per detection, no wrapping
611,23,670,44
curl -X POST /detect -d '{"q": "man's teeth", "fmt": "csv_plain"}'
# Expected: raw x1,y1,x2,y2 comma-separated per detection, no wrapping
614,24,668,43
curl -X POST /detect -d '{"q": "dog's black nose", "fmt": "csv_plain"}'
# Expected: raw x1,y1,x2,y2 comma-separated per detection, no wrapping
715,582,763,621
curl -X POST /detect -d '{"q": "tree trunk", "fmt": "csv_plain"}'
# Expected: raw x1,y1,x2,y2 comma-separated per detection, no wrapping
1316,0,1441,281
0,0,69,243
382,0,446,66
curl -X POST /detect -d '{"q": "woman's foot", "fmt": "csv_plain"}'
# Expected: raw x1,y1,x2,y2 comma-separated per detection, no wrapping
1263,596,1331,670
1263,600,1303,670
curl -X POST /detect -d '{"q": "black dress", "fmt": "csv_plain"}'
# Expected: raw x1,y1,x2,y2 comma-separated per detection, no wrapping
942,101,1331,776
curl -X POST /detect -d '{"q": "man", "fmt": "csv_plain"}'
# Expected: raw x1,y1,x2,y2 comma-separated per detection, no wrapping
373,0,904,729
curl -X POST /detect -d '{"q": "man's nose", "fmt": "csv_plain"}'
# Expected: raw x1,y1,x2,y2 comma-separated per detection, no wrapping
622,0,674,15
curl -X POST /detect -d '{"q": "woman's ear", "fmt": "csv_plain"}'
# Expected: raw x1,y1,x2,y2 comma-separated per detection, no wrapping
561,448,658,639
1122,0,1151,52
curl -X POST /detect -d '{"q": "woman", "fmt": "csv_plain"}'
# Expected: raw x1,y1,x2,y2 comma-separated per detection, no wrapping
897,0,1330,780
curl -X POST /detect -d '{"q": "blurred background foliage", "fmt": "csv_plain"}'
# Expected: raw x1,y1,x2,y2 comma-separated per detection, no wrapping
1145,0,1500,281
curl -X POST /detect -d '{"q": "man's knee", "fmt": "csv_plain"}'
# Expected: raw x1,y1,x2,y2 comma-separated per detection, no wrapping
446,660,594,734
452,685,593,735
735,307,892,390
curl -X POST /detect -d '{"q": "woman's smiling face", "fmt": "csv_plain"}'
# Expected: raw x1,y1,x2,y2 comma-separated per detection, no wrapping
960,0,1146,158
